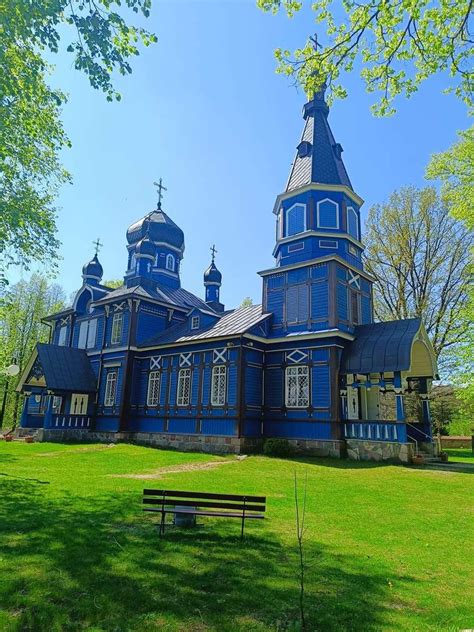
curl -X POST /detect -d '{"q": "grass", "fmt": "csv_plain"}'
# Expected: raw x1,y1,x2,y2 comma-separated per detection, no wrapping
444,448,474,463
0,442,473,631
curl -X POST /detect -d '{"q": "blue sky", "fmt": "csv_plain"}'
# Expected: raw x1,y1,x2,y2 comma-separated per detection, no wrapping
12,0,469,307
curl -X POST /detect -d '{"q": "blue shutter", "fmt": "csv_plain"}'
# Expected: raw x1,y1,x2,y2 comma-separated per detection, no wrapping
347,207,359,239
318,200,338,228
286,286,298,323
287,204,305,236
298,285,309,322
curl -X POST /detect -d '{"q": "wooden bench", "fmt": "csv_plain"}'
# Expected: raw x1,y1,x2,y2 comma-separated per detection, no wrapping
143,489,266,537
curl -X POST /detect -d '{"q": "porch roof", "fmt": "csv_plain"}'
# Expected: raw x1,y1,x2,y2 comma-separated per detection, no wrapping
17,343,97,393
340,318,438,378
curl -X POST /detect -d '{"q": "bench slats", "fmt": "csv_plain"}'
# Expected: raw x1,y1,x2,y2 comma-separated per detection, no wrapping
143,498,264,512
143,489,266,503
143,508,265,519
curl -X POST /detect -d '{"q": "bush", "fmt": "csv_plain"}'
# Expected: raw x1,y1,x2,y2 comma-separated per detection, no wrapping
263,438,292,458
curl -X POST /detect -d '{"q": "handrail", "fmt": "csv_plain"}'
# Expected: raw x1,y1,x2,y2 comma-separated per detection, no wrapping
405,422,432,441
407,433,419,455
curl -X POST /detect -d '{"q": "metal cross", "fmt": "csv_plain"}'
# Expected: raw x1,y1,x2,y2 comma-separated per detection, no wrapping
310,33,322,51
93,238,103,255
153,178,167,209
210,244,217,262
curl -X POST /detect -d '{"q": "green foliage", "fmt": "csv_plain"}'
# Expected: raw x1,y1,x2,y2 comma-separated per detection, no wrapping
240,296,254,308
0,274,66,428
257,0,473,115
426,126,474,230
364,186,472,373
103,278,124,289
0,1,156,276
263,437,292,457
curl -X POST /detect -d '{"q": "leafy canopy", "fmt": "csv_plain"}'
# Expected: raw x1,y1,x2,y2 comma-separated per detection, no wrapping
426,126,474,230
257,0,473,115
0,1,156,276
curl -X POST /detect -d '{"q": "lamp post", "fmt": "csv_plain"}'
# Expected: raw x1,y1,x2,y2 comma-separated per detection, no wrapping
0,358,20,429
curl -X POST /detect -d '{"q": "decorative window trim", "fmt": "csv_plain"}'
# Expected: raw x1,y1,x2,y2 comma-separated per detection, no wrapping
319,239,338,249
166,254,175,272
348,244,358,256
58,325,67,346
179,352,192,367
316,198,339,229
288,242,304,253
111,312,123,345
211,365,227,406
52,396,62,412
150,356,161,370
347,206,359,240
285,365,310,408
177,368,192,406
104,371,117,407
191,316,200,330
213,349,227,364
350,290,361,325
285,203,306,237
147,370,161,406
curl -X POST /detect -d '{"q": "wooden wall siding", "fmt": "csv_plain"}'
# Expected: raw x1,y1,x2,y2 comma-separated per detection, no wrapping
98,359,124,411
242,419,262,437
264,420,334,440
135,308,167,345
337,282,348,320
312,364,331,408
95,416,120,431
245,366,263,406
104,310,130,347
362,295,372,324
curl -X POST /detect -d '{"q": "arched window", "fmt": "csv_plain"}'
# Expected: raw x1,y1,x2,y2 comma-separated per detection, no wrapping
130,253,136,271
286,203,306,236
347,207,359,240
317,199,339,229
166,254,175,271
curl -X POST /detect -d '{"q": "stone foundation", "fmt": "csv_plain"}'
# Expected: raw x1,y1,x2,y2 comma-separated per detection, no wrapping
287,439,346,459
346,439,414,463
40,429,243,455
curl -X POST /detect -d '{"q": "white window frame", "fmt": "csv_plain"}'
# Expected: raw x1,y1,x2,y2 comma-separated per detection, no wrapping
177,368,191,406
211,365,227,406
191,316,200,330
71,393,89,415
285,365,310,408
52,396,62,412
104,371,117,407
285,203,306,237
147,370,161,406
317,198,339,229
58,325,67,346
78,321,88,349
319,239,338,249
166,254,175,272
111,312,123,345
347,206,359,240
87,318,97,349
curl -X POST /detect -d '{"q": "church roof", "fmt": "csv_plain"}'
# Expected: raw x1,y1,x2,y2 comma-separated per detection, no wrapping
17,343,97,393
139,304,270,347
286,90,352,192
127,209,185,251
92,283,213,313
340,318,432,375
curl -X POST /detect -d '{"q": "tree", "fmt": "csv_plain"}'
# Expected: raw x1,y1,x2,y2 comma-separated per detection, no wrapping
103,279,123,289
426,126,474,230
364,187,471,369
257,0,473,115
240,297,254,308
1,1,156,277
0,274,66,428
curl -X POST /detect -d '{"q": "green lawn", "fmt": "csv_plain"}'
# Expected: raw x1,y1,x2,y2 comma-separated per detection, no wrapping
0,442,473,631
445,448,474,463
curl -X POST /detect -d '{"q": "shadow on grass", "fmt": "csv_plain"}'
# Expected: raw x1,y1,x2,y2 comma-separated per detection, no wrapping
0,478,418,631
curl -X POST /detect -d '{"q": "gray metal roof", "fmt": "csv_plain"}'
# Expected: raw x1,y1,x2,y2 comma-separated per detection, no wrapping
286,95,352,192
35,343,97,392
340,318,422,374
92,283,212,313
140,304,270,347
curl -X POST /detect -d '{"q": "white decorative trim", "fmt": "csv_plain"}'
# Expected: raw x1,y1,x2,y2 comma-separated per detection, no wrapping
286,349,309,363
179,352,192,367
273,183,364,214
259,254,374,282
150,356,161,370
317,198,339,229
213,349,227,364
348,270,361,288
285,203,307,236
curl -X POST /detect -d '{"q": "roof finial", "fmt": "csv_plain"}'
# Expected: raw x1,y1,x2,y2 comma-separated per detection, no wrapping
210,244,217,263
309,32,322,52
93,237,103,256
308,32,327,102
153,178,167,210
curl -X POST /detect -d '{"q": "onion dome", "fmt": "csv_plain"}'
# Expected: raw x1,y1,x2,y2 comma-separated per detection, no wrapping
126,209,185,251
82,254,103,281
204,261,222,284
135,234,155,257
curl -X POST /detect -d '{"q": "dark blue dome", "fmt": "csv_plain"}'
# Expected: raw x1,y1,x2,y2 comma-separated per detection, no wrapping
127,209,185,251
135,235,155,257
82,254,103,280
204,261,222,284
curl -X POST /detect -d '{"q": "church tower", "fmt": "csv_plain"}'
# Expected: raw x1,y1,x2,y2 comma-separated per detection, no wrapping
259,86,373,336
204,246,224,312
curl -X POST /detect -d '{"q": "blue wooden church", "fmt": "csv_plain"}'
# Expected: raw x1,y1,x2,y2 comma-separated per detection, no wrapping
17,87,438,462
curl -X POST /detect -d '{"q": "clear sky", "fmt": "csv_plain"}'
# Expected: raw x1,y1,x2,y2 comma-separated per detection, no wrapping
12,0,470,308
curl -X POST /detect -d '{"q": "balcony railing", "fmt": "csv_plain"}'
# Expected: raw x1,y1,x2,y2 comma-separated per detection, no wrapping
51,414,91,429
344,421,407,443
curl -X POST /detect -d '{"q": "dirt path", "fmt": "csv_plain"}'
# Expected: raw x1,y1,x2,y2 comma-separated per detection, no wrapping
110,458,243,480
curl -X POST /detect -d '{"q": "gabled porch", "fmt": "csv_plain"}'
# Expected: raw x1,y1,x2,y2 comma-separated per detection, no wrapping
16,343,97,431
340,318,439,462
